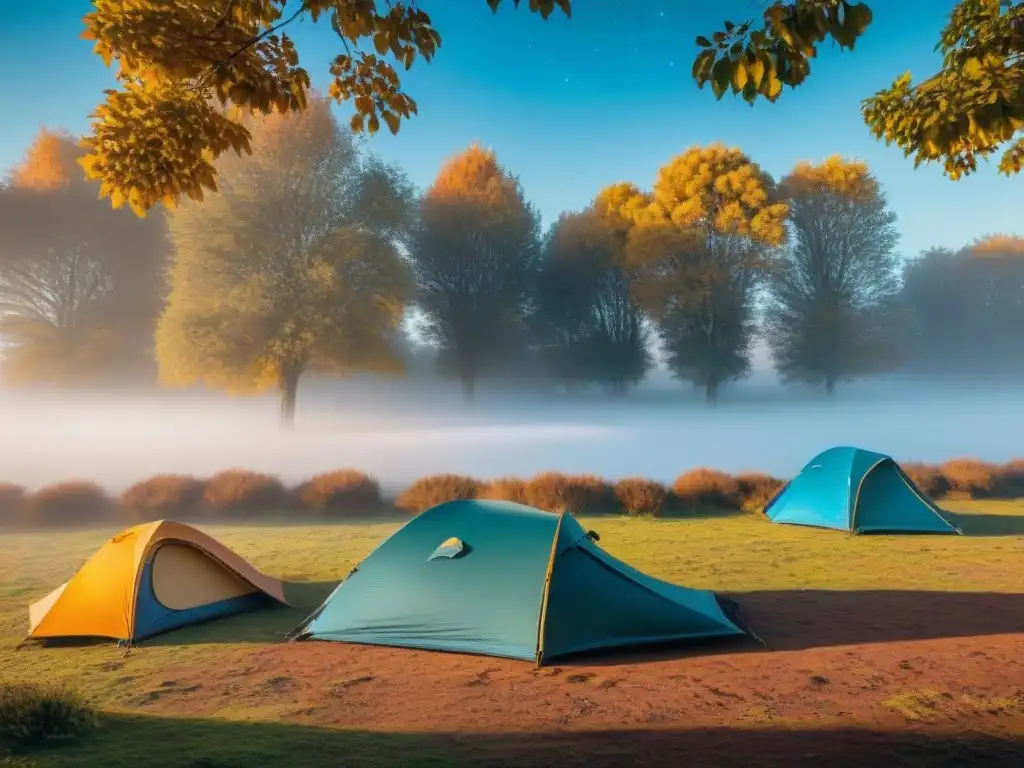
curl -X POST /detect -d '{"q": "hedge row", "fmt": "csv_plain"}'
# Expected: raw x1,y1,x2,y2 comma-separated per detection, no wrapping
1,458,1023,528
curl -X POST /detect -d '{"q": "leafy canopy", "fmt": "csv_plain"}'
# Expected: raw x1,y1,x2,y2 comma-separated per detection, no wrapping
767,155,903,391
694,0,1023,179
80,0,569,215
155,97,411,405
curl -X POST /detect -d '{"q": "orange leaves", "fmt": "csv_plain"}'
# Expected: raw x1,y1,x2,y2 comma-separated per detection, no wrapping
426,143,524,211
7,129,82,192
780,155,878,201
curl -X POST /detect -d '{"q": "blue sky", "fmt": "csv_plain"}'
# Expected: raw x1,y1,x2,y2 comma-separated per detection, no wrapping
0,0,1019,261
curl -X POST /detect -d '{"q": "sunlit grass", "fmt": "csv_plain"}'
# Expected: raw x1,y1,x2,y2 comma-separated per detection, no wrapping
1,498,1022,766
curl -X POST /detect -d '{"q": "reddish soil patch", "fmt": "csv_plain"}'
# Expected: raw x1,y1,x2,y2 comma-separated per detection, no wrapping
132,589,1024,766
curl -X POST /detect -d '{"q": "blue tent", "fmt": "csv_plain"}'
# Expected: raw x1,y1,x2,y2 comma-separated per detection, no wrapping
289,499,746,663
764,446,961,534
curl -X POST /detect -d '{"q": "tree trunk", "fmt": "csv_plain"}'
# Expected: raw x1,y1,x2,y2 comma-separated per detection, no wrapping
825,375,837,396
279,367,300,427
705,377,720,403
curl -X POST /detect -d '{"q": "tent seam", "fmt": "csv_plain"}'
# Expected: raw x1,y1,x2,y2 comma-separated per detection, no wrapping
534,512,564,666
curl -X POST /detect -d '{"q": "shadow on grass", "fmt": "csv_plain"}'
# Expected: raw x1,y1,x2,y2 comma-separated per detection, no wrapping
21,715,1024,768
947,511,1024,536
575,589,1024,666
134,580,337,648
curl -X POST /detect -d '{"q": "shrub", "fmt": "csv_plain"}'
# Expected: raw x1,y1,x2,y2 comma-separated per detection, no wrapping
940,458,998,497
900,462,948,499
0,484,25,523
120,474,205,521
997,458,1024,498
735,472,786,515
395,474,479,514
523,472,615,514
24,481,115,526
478,476,528,504
202,469,289,518
614,477,667,516
671,468,741,514
294,469,383,517
0,682,96,752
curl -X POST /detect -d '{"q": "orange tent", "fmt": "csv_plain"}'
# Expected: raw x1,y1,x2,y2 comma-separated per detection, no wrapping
28,520,288,643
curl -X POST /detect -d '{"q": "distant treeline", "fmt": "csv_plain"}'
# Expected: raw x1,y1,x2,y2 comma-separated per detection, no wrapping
2,117,1023,419
1,458,1021,528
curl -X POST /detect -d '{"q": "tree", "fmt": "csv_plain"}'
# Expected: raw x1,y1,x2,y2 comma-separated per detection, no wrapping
900,234,1024,373
408,144,541,401
606,145,788,402
693,1,1023,179
0,129,167,385
155,97,413,424
765,156,903,394
532,208,651,394
79,0,570,215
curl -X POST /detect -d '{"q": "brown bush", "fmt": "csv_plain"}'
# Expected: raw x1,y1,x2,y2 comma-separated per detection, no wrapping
671,468,742,513
940,458,998,497
523,472,615,515
0,483,26,523
395,473,479,514
735,472,786,514
478,476,528,504
294,469,383,517
120,474,205,521
25,481,116,526
900,462,948,499
997,458,1024,498
202,469,289,518
614,477,667,516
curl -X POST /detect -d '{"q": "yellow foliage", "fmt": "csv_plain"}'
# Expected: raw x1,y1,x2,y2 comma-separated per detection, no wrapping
643,144,788,245
79,0,567,215
155,97,410,398
779,155,879,202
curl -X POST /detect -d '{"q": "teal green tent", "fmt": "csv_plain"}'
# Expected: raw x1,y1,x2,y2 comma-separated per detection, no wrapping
764,446,961,534
289,499,745,663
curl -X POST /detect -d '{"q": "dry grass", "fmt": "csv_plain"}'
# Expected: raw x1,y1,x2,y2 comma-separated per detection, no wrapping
120,474,206,521
394,474,479,514
202,470,290,519
940,458,999,497
522,472,614,514
614,477,668,516
478,476,528,504
901,463,949,499
734,473,786,514
0,483,25,522
293,470,383,518
23,481,115,527
672,469,742,513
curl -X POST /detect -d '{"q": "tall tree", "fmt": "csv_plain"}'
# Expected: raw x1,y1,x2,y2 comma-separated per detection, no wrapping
606,145,788,402
156,97,413,424
0,128,167,385
694,1,1022,179
408,143,541,401
901,234,1024,373
766,156,903,394
532,207,650,394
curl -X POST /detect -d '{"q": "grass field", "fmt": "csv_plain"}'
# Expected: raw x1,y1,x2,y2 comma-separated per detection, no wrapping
2,500,1024,767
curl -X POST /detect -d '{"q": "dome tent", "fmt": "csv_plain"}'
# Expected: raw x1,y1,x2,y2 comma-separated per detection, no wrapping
28,520,288,643
289,499,746,663
764,446,962,535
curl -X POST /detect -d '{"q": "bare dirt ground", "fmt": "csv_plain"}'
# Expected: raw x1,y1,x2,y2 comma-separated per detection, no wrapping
115,590,1024,766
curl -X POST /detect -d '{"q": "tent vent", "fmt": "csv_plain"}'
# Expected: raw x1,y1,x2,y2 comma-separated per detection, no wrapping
428,537,466,561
